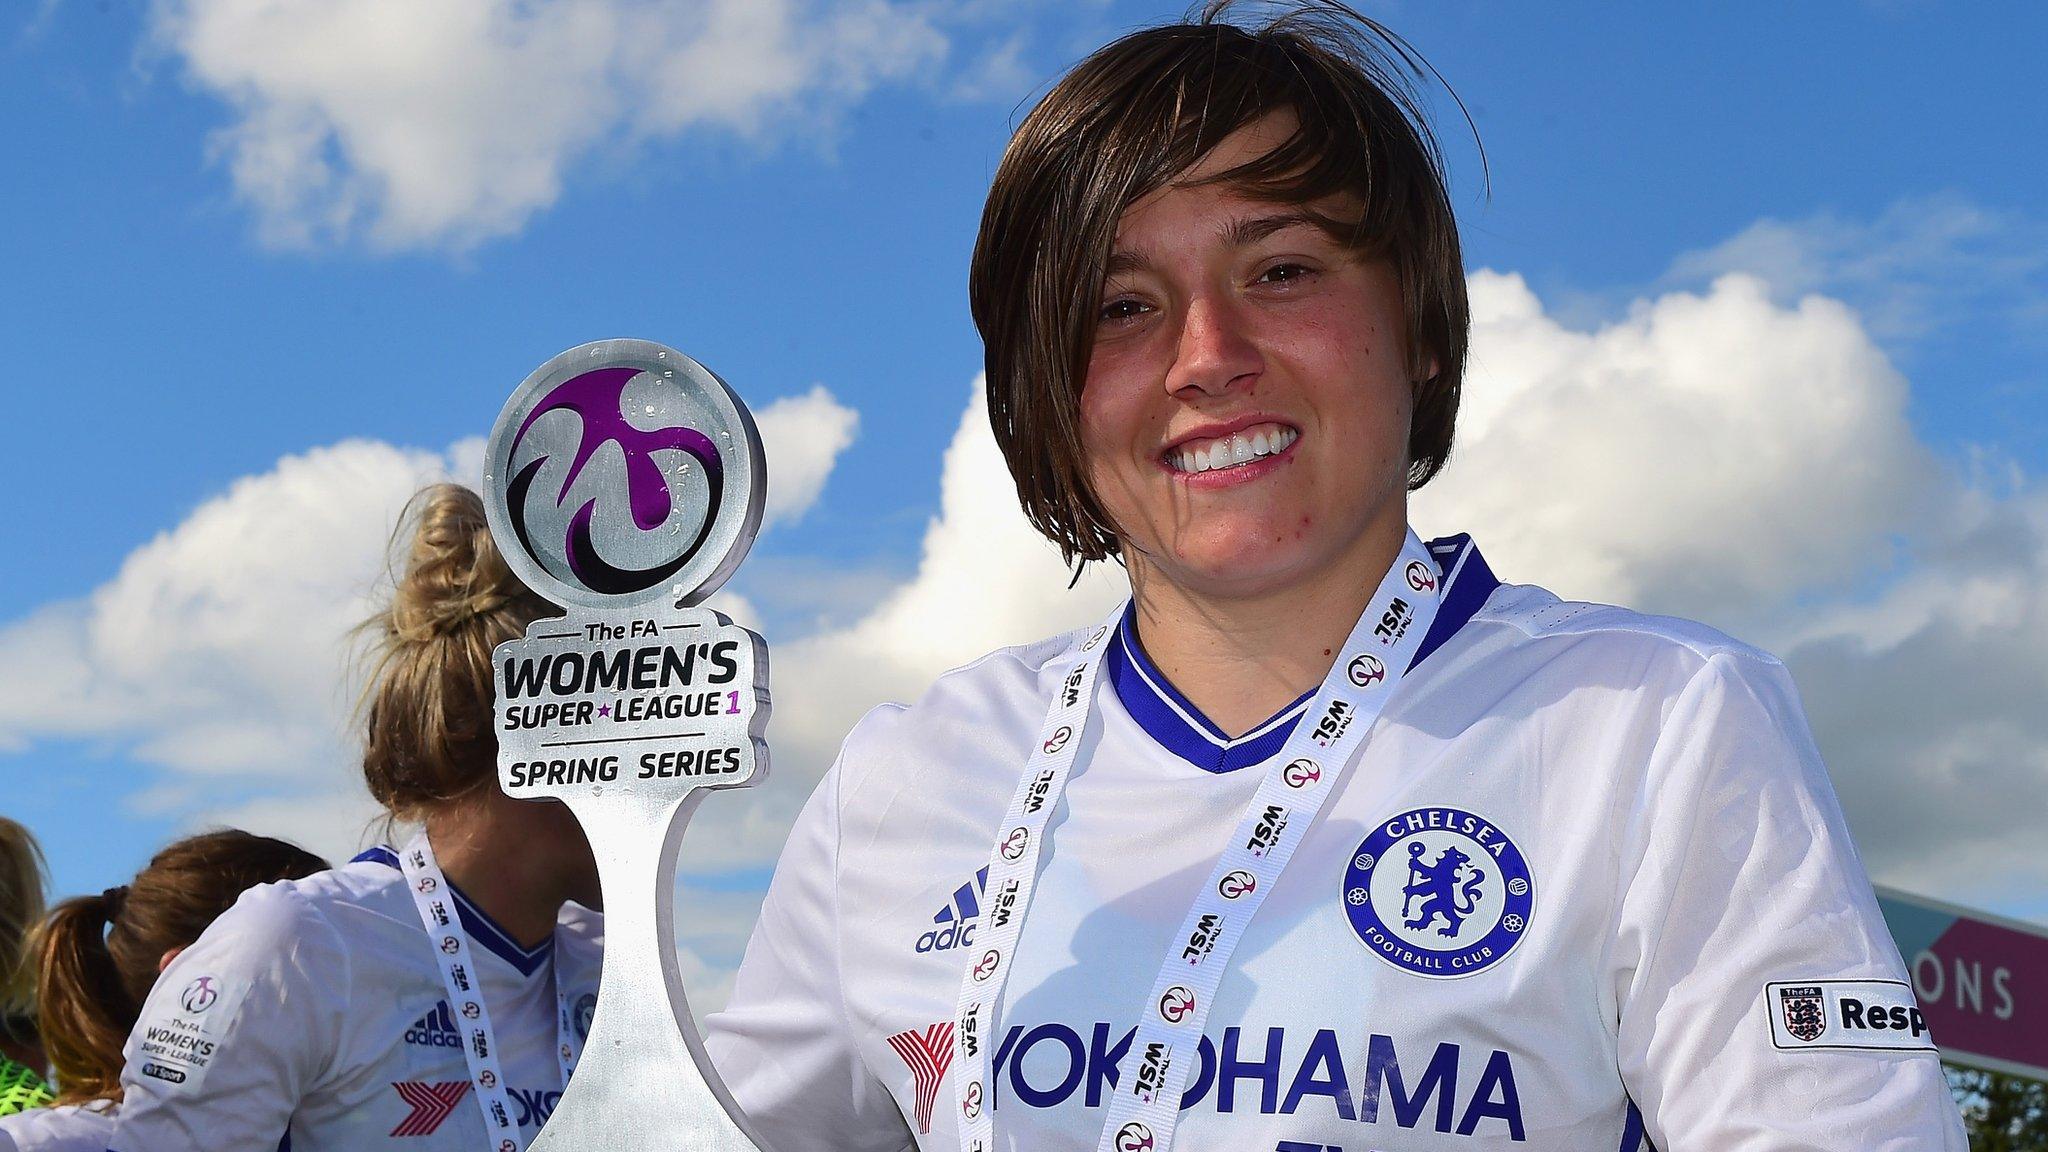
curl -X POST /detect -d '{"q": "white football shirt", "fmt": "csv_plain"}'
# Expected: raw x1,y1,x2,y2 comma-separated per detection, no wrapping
708,534,1967,1151
0,1100,115,1152
108,848,602,1152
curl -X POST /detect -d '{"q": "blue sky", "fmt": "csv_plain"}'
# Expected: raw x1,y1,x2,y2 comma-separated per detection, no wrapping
4,0,2046,997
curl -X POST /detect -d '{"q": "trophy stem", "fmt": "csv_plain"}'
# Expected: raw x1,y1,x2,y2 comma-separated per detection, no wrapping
529,789,765,1151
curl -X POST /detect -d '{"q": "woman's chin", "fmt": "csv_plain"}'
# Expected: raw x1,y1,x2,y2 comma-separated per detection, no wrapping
1140,533,1322,600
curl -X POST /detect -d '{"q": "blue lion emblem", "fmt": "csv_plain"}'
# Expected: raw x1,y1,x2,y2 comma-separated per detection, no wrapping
1345,806,1534,978
1400,842,1485,936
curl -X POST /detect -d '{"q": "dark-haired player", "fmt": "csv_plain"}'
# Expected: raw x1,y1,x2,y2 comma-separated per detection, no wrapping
707,5,1967,1150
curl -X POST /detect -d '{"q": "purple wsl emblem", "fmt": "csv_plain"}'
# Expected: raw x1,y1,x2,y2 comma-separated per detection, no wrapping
508,366,723,595
484,340,764,611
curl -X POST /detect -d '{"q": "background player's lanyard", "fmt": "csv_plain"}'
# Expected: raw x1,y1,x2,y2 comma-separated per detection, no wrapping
400,833,580,1152
950,532,1445,1152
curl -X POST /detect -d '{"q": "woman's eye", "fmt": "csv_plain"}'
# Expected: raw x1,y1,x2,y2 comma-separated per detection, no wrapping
1257,262,1315,285
1099,297,1149,324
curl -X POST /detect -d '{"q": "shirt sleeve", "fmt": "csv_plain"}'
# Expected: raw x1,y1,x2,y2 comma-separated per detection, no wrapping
707,746,915,1152
0,1101,117,1152
1608,651,1968,1151
108,883,345,1152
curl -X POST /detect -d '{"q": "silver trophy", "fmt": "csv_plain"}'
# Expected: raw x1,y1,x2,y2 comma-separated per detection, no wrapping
483,339,770,1150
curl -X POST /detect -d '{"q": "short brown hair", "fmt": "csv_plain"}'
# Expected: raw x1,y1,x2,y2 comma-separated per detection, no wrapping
358,484,556,821
972,1,1469,565
36,830,327,1104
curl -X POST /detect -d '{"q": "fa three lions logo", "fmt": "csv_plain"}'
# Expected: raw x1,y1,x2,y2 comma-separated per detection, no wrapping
1401,842,1485,937
1779,986,1826,1043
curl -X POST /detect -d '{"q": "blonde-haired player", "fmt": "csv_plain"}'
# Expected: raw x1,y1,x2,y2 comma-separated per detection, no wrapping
108,486,604,1151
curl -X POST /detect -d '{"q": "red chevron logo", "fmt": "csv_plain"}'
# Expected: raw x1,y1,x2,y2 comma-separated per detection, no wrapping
886,1022,955,1135
390,1080,471,1137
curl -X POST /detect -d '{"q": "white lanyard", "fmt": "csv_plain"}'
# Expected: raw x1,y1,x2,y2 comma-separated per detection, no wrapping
950,533,1445,1152
399,833,580,1152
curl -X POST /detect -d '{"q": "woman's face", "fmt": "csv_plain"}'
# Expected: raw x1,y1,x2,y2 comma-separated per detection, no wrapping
1080,113,1417,603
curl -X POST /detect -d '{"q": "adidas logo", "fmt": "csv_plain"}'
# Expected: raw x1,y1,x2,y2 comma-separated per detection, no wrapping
914,867,988,954
403,1001,463,1049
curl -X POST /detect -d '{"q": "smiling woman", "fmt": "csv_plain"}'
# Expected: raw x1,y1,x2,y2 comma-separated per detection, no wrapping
692,4,1989,1152
1078,121,1423,733
972,7,1466,575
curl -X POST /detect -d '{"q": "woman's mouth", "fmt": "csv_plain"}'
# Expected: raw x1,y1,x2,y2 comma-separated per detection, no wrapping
1164,422,1299,475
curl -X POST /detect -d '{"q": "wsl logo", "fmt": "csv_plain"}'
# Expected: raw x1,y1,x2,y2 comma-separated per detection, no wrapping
178,975,220,1014
1157,985,1196,1024
485,340,763,611
503,366,723,597
1217,870,1257,900
1343,806,1534,979
987,879,1022,930
1130,1041,1173,1103
1181,913,1225,964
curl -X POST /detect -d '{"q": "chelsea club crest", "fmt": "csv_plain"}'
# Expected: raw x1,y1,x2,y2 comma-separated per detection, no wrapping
1343,806,1534,978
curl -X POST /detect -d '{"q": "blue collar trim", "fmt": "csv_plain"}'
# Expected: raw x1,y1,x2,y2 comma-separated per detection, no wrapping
1104,616,1313,774
353,846,554,977
1107,533,1500,774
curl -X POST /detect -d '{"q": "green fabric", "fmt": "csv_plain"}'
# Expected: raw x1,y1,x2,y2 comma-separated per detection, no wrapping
0,1054,54,1115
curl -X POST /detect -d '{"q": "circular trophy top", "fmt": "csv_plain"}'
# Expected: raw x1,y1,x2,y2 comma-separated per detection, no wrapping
483,339,765,611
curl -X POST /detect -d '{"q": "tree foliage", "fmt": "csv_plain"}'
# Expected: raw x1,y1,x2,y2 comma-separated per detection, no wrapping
1949,1064,2048,1151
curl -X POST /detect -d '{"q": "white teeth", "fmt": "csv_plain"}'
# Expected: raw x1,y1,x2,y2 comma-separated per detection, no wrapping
1169,424,1298,474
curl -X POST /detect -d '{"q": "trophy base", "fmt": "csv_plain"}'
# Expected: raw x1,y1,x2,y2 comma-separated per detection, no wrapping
527,788,770,1152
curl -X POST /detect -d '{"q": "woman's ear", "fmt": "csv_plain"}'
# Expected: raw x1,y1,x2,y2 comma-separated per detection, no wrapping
157,946,185,975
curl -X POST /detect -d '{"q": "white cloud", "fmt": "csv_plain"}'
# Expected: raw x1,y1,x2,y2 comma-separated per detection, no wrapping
148,0,949,251
1775,488,2048,906
0,438,467,780
754,384,859,529
1665,194,2048,343
0,438,463,868
1417,271,1939,627
947,30,1035,104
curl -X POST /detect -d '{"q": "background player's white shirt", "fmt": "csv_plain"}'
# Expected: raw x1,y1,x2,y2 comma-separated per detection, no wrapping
708,535,1968,1152
0,1099,115,1152
108,848,602,1152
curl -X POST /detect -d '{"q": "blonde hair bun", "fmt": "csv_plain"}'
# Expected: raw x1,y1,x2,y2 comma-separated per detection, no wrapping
361,484,557,818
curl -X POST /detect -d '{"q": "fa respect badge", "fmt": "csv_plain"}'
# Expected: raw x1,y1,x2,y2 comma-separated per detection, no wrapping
483,338,770,1152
